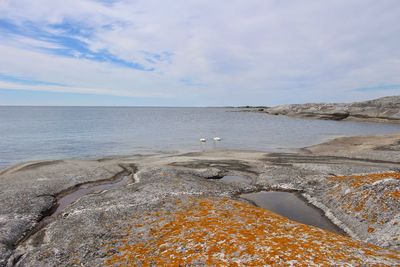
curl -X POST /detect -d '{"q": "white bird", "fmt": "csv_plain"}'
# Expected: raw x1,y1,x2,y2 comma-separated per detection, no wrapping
200,138,207,142
213,137,222,141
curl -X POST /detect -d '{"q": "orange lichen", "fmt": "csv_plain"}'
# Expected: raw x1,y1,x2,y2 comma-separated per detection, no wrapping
331,172,400,188
104,197,400,266
390,190,400,199
328,172,399,230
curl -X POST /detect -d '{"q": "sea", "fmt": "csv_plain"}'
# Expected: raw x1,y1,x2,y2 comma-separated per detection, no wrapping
1,106,399,169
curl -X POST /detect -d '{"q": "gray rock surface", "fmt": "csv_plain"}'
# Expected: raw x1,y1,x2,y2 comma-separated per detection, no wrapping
0,160,123,266
0,135,399,266
243,96,400,123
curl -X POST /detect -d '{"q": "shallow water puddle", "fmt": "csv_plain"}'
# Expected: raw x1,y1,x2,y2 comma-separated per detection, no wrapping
54,175,132,216
240,191,345,234
220,175,250,184
17,172,134,247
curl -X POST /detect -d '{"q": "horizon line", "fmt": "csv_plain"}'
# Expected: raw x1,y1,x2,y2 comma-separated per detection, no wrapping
0,105,236,108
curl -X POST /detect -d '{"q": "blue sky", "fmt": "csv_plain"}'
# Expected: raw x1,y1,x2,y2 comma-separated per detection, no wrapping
0,0,399,106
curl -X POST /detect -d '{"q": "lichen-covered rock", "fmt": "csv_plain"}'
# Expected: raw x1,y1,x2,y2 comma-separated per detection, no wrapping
325,172,400,250
104,197,400,266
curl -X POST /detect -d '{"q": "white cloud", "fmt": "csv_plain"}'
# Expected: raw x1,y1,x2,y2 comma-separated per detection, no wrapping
2,35,65,50
0,0,399,105
0,80,169,97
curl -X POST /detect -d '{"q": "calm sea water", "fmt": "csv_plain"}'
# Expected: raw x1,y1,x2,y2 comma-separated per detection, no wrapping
1,106,399,168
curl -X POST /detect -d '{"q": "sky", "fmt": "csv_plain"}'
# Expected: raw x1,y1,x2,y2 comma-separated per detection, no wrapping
0,0,399,106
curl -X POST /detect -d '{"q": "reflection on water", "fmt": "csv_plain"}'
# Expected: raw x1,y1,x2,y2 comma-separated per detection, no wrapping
241,191,345,234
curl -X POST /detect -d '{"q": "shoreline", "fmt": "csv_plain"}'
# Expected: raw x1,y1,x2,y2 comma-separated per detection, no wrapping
0,131,391,174
1,133,400,265
236,95,400,124
237,107,400,124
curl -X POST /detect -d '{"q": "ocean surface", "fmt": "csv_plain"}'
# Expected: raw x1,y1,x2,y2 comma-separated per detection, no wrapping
1,106,400,169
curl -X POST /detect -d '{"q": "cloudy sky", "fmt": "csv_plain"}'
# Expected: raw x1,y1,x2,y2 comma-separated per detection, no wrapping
0,0,399,106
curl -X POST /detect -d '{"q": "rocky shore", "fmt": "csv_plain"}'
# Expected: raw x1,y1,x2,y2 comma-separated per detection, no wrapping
1,134,400,266
239,96,400,123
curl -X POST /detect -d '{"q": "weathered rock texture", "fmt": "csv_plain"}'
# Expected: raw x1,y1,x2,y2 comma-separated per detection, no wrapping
0,160,124,266
245,96,400,123
105,197,399,266
0,134,399,266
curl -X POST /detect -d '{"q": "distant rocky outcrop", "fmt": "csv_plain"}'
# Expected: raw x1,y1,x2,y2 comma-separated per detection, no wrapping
247,96,400,123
